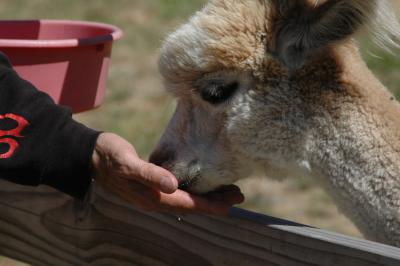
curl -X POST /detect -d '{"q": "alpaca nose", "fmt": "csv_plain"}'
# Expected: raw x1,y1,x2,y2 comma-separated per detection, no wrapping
149,146,176,170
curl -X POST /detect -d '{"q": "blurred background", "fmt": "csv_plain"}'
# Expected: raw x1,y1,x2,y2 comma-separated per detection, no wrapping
1,1,399,265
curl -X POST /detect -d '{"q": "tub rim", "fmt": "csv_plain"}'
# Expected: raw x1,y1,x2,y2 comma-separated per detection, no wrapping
0,19,123,48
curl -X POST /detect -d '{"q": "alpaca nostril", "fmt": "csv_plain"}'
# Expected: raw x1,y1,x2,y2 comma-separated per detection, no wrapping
149,147,176,169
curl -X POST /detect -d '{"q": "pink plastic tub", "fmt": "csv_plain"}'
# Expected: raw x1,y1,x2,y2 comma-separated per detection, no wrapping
0,20,123,113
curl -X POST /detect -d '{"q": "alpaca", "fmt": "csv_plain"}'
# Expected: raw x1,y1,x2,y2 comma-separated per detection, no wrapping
149,0,400,247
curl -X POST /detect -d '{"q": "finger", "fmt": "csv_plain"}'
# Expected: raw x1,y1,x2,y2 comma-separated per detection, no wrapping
213,185,242,193
122,158,178,194
157,190,233,215
207,185,245,204
111,181,218,215
109,179,233,215
207,190,245,205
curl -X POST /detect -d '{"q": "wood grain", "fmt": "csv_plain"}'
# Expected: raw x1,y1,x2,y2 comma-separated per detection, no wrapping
0,180,399,266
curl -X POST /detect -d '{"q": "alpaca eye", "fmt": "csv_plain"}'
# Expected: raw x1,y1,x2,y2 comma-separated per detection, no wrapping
200,81,239,104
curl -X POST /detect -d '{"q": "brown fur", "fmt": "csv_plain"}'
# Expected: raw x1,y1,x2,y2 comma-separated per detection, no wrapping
151,0,400,246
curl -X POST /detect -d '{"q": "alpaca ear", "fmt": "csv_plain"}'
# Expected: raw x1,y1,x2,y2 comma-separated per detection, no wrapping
272,0,377,70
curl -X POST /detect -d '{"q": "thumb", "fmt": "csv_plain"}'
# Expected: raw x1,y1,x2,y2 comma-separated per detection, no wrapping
125,158,178,194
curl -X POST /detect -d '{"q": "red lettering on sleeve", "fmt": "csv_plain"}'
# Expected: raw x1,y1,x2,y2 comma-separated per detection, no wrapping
0,114,29,159
0,138,19,159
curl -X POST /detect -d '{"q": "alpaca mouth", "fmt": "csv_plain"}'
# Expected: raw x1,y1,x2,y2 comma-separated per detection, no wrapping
178,173,200,190
177,160,201,190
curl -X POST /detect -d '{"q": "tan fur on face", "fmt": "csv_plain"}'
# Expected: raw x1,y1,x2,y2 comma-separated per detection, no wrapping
152,0,400,246
159,0,269,88
200,0,267,70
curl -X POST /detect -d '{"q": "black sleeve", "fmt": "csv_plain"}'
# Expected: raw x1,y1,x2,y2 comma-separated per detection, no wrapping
0,52,100,200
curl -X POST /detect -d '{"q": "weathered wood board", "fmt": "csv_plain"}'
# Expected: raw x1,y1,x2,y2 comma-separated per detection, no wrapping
0,179,399,266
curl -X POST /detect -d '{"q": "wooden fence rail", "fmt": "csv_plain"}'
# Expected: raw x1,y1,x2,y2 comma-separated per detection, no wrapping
0,179,399,266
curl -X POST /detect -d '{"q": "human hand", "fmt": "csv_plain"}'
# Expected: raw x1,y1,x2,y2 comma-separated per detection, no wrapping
92,133,244,215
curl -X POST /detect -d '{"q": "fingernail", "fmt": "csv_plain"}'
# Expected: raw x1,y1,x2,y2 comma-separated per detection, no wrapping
160,177,176,193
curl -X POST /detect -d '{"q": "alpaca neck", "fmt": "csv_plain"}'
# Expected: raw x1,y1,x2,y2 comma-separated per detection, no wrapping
309,121,400,246
306,45,400,246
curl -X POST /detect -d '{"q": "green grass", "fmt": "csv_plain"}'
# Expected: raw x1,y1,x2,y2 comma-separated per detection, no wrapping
1,1,400,264
361,41,400,99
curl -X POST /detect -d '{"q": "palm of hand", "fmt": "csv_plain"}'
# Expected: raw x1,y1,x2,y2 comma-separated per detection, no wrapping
92,133,244,215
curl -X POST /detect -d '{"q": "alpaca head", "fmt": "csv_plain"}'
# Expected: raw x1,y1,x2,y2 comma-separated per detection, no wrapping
149,0,397,193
